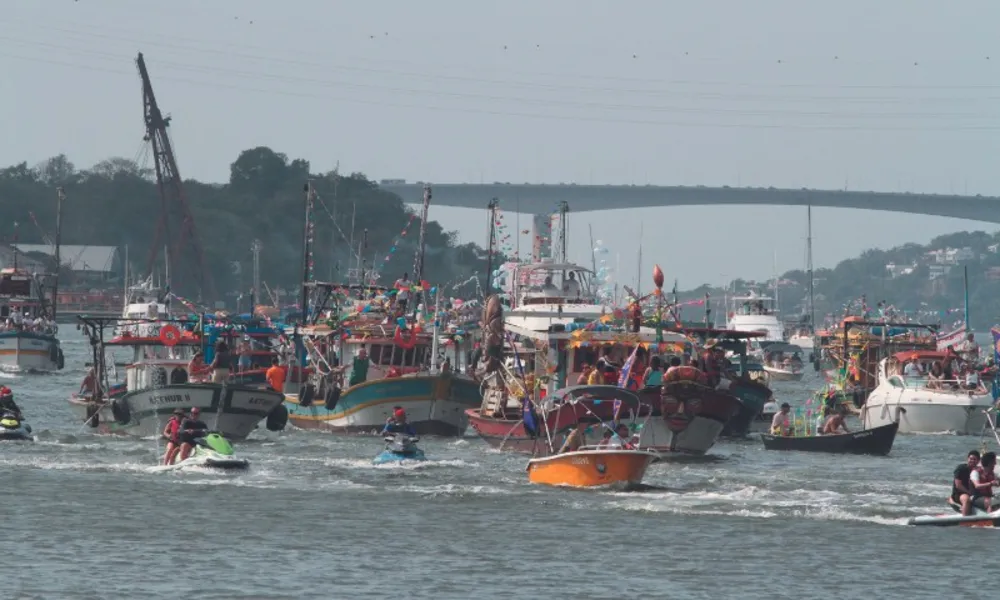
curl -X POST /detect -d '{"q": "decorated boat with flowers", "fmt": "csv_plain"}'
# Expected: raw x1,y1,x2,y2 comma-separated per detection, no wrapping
281,281,481,435
69,316,286,439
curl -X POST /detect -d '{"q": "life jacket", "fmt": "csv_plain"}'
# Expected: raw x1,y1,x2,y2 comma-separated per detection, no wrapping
165,417,182,442
976,466,996,497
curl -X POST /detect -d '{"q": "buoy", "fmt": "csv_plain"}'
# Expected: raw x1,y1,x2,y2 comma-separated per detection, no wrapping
160,324,181,347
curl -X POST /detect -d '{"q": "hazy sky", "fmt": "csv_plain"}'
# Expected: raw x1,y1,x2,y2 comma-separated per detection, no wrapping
4,1,1000,290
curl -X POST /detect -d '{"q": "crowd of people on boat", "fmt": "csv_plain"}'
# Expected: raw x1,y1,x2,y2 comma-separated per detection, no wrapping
951,449,999,516
898,337,986,391
557,419,637,453
766,401,850,437
0,307,57,335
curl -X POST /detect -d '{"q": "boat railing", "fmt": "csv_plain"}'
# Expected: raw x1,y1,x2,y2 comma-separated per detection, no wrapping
896,375,986,393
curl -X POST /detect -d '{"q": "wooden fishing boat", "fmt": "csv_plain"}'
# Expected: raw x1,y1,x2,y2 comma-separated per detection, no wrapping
760,421,898,456
526,447,659,489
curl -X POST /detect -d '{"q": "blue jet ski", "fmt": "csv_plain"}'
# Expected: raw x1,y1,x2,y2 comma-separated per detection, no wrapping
373,434,426,465
0,411,33,442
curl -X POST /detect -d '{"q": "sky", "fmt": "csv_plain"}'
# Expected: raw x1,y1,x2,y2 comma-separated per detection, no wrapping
3,0,1000,290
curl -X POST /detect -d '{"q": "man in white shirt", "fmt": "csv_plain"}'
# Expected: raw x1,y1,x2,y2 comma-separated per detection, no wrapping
903,356,924,377
395,273,411,311
563,272,581,297
961,333,980,364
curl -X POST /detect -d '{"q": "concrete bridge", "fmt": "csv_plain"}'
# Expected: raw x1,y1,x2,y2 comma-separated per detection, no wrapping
379,183,1000,223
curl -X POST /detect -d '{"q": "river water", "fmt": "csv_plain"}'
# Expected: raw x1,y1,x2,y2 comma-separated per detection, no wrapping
5,333,996,599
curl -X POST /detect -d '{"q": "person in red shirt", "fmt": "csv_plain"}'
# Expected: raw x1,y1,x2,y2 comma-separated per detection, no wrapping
601,364,618,385
161,408,185,465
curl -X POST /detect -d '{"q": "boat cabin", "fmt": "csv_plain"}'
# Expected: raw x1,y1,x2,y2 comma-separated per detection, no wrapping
505,261,596,308
107,323,201,391
730,288,776,317
0,268,52,328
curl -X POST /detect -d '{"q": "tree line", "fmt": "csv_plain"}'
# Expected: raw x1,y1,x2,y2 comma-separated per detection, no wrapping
0,147,490,302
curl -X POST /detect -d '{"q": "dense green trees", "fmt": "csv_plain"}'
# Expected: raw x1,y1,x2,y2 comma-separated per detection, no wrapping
0,148,489,302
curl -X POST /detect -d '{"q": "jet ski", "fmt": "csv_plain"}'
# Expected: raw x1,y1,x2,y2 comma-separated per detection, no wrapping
162,432,249,471
908,498,1000,527
373,434,426,465
0,411,32,442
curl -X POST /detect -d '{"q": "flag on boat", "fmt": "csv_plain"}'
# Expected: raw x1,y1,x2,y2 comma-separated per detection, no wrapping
508,333,538,436
991,328,1000,402
617,345,640,389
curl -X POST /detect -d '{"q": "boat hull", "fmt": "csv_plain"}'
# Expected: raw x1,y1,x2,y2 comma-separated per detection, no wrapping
720,379,772,437
526,449,657,489
0,423,33,441
67,384,284,440
285,373,480,436
643,383,743,455
0,332,61,372
862,395,992,435
763,367,804,382
761,422,898,456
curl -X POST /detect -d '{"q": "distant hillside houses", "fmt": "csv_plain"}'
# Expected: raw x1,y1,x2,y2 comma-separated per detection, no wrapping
886,245,988,281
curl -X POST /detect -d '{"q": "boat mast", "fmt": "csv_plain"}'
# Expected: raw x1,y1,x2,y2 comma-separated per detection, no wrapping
300,181,316,326
557,200,569,263
484,198,498,294
12,220,18,270
251,238,262,311
413,184,432,284
588,224,597,276
51,187,64,321
636,222,643,298
807,204,814,331
964,265,970,332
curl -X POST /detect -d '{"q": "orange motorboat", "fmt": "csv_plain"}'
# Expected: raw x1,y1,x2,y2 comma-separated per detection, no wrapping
525,447,659,489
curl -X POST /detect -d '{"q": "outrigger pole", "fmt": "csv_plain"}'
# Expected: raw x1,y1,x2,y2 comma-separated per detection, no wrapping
300,182,317,326
484,198,499,294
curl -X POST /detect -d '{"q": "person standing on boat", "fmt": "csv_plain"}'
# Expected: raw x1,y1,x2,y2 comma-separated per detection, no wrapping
349,346,370,387
960,332,980,364
209,341,231,383
395,273,411,312
236,336,253,373
266,358,287,393
970,451,1000,512
188,351,208,383
563,271,581,298
643,356,664,388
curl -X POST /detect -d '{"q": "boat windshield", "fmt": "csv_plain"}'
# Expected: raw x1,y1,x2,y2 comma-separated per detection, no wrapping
133,344,193,361
0,274,32,298
732,290,775,316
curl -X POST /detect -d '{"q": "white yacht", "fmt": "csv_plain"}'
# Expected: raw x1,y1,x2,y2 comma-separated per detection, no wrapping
787,326,815,351
862,351,992,435
726,288,784,343
496,260,604,331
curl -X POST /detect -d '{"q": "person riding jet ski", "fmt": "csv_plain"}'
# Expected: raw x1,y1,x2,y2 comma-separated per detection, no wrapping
0,386,22,418
176,407,209,462
381,408,417,436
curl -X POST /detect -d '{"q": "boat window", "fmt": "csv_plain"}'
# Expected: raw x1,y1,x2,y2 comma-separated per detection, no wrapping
368,344,384,365
0,275,31,298
888,376,906,388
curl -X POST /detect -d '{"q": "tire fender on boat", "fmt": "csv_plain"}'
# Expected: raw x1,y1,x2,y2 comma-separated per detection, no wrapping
299,383,315,408
265,404,288,431
110,398,131,425
324,386,341,411
85,403,100,428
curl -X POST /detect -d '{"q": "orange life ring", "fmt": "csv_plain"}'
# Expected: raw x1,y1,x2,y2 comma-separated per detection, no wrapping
663,365,705,384
394,326,417,350
160,324,181,347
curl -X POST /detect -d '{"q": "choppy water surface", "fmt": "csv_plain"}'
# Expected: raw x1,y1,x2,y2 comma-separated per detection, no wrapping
4,334,997,599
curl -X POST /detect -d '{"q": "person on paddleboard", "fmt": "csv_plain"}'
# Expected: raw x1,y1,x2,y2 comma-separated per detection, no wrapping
177,407,209,462
952,450,980,515
970,451,1000,513
382,408,417,437
161,408,185,465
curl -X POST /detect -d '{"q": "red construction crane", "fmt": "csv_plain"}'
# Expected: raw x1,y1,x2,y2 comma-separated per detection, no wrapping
136,52,215,301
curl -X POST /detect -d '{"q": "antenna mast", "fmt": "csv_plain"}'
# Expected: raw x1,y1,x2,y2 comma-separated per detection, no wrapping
484,198,499,294
413,184,432,282
807,204,815,329
136,52,213,300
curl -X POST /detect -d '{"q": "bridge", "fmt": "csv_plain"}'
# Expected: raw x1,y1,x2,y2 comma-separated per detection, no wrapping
379,183,1000,223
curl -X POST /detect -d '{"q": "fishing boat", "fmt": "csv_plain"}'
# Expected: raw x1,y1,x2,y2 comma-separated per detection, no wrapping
0,266,64,372
526,447,659,490
761,421,898,456
281,282,481,436
861,351,993,434
68,317,286,440
762,342,805,381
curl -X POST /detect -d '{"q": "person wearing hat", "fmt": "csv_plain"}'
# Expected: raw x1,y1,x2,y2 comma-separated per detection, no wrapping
770,402,792,436
0,386,21,418
161,408,186,465
382,407,417,437
699,339,723,387
177,407,209,462
903,353,923,377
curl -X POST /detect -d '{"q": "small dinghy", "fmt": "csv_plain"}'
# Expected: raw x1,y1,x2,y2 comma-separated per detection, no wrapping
373,434,426,465
761,422,898,456
0,411,33,442
526,447,659,490
162,433,249,471
909,499,1000,527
